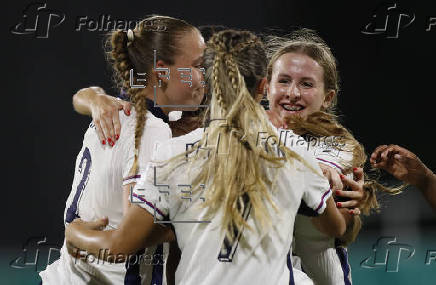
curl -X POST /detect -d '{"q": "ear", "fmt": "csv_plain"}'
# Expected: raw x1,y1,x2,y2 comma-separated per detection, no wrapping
255,77,268,102
153,60,170,83
322,89,336,109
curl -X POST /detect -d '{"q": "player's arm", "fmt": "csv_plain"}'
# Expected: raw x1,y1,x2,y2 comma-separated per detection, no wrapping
319,163,363,214
371,144,436,211
72,86,131,145
311,197,347,238
65,205,173,261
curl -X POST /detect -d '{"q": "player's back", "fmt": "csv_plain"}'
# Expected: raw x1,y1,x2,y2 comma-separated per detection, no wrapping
134,126,331,285
40,109,172,285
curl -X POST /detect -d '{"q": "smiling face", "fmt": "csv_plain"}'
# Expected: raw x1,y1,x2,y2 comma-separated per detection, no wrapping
266,52,334,124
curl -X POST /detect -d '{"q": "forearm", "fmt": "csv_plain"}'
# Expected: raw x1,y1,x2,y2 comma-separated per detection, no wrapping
72,87,105,115
66,226,117,259
417,170,436,211
312,198,347,238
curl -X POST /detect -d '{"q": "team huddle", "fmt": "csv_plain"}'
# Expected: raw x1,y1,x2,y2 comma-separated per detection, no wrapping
38,15,436,285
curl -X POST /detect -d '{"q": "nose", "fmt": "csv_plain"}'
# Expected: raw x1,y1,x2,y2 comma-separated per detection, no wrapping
286,82,301,100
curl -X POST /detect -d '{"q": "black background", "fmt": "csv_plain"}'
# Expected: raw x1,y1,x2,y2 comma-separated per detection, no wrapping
3,0,436,283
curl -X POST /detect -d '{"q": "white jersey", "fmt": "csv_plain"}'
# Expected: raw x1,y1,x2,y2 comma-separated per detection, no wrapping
40,109,172,285
132,126,332,285
278,131,354,285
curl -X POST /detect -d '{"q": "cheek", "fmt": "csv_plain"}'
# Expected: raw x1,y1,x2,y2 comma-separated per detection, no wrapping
267,85,281,107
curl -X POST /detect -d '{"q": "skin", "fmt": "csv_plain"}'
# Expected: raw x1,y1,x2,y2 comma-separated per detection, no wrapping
266,52,335,125
66,29,206,266
371,144,436,211
266,52,364,213
66,82,347,263
72,28,205,145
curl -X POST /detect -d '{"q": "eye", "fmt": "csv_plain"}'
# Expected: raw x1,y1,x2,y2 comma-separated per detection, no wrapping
278,79,290,84
301,81,313,88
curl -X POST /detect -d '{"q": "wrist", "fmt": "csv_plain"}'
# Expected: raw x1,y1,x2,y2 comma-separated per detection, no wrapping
416,167,436,191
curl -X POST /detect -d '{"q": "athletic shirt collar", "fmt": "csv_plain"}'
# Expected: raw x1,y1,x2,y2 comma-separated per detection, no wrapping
145,98,169,123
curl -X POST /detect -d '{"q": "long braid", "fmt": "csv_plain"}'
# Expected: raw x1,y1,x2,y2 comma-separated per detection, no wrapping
107,15,196,176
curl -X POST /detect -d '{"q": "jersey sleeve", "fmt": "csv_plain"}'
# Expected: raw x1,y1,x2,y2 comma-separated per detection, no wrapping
299,150,332,216
310,136,353,174
122,123,172,186
130,138,175,221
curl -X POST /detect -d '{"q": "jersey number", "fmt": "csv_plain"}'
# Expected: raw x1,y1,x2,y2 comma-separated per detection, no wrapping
218,196,251,262
65,147,92,223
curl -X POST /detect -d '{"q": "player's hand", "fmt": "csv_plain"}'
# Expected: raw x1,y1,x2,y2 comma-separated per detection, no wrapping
336,168,365,214
319,163,343,194
370,144,432,188
90,93,131,146
65,217,108,258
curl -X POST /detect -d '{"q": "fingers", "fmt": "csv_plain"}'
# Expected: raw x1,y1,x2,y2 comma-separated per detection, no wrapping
122,101,132,116
371,145,401,169
370,145,388,165
93,119,106,145
83,217,109,230
335,189,363,200
336,199,359,209
348,208,361,215
352,168,364,185
328,169,343,191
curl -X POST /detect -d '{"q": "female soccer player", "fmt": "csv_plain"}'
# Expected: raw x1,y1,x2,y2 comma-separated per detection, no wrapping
65,29,347,285
39,15,205,285
265,29,402,285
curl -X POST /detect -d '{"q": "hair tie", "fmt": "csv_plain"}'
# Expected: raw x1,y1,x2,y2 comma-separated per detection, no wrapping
127,29,135,43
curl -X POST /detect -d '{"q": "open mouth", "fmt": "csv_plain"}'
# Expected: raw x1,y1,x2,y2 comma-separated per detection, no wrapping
280,103,305,112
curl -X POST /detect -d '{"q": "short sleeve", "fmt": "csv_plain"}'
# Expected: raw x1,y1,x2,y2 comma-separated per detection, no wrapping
122,124,172,186
299,150,332,216
308,136,353,174
130,137,176,221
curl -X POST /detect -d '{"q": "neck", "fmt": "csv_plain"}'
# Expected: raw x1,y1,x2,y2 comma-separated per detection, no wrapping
266,110,284,128
144,88,171,115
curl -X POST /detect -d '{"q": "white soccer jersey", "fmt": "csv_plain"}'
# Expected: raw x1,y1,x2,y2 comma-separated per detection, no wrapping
40,108,171,285
277,131,354,285
132,126,332,285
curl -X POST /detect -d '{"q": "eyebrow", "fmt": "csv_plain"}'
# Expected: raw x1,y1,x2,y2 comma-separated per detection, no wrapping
277,73,315,81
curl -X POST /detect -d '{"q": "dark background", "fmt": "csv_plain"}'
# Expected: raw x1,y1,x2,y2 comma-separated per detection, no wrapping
3,0,436,284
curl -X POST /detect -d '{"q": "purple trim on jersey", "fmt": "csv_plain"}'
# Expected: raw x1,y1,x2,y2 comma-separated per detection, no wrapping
315,188,331,213
316,158,344,173
123,174,141,181
151,244,164,285
335,245,352,285
131,193,166,219
124,249,144,285
286,252,295,285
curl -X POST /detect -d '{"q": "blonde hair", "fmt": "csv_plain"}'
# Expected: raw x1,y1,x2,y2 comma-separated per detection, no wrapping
107,15,196,175
266,28,340,114
164,30,317,242
270,29,405,244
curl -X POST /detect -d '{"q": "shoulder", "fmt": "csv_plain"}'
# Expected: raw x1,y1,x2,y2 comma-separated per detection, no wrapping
153,128,204,161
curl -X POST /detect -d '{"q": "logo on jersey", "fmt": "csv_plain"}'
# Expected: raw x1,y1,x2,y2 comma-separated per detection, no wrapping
10,236,61,272
10,2,65,38
360,236,414,272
